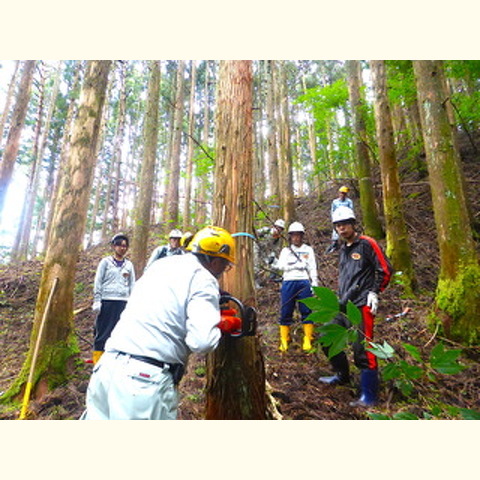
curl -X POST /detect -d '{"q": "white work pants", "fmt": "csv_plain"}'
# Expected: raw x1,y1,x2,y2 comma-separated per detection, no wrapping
80,351,178,420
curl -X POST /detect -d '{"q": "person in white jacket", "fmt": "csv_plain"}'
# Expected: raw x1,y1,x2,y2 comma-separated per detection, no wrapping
276,222,318,352
81,226,241,420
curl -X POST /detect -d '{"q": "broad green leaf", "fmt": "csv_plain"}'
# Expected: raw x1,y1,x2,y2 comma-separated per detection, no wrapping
369,341,395,360
429,405,443,417
300,297,323,309
304,311,337,325
301,287,340,324
459,408,480,420
312,286,340,307
429,343,465,375
399,360,424,379
317,323,349,358
402,343,422,362
368,413,391,420
382,363,402,381
346,300,362,326
348,329,359,343
396,379,415,396
392,412,419,420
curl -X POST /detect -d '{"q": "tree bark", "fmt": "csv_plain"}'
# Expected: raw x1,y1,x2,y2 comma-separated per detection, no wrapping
183,61,196,232
266,60,280,204
345,60,384,238
111,61,127,233
370,60,416,294
0,61,20,150
276,61,295,224
195,61,210,224
130,61,161,275
2,61,111,406
44,61,83,252
206,60,267,419
13,63,62,261
0,60,36,222
413,60,480,344
165,60,185,227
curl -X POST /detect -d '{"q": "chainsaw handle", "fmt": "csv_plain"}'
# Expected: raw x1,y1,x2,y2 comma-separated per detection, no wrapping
219,295,257,338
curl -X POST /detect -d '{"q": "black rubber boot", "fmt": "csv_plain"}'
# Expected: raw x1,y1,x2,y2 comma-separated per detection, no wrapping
318,350,350,385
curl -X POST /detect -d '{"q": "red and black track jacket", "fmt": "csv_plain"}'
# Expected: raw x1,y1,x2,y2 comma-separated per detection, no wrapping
337,235,393,308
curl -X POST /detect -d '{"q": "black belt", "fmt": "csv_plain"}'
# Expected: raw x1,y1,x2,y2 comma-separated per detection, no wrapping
116,351,167,369
115,351,185,385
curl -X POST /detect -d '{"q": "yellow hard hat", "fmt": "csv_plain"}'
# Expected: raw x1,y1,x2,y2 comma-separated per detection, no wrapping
187,226,235,263
339,186,349,193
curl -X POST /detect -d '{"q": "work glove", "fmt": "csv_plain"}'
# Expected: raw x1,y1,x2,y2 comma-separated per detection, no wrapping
92,301,101,312
218,308,242,334
366,291,379,315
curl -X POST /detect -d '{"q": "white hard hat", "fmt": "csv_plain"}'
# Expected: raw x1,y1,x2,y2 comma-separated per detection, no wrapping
168,229,183,238
274,219,285,229
288,221,305,234
332,206,356,224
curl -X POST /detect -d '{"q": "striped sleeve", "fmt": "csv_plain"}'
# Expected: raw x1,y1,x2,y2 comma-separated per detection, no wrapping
361,236,393,292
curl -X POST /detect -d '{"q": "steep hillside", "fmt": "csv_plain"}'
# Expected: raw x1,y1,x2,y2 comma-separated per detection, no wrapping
0,135,479,420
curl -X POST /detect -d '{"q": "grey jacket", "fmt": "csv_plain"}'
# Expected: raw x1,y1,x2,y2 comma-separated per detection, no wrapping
93,256,135,304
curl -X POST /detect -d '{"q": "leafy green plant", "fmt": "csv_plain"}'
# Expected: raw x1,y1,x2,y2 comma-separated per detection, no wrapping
301,286,361,357
301,286,477,419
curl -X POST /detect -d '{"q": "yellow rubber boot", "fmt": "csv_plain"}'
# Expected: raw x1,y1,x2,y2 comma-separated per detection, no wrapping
92,350,104,365
279,325,290,352
302,323,315,352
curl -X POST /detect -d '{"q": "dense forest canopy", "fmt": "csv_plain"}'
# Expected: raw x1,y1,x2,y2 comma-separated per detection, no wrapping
0,60,478,261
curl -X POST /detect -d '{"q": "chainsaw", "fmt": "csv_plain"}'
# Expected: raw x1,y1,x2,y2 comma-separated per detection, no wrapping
219,294,257,338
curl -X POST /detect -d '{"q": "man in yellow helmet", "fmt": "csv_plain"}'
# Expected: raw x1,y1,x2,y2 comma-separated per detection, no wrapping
81,226,240,420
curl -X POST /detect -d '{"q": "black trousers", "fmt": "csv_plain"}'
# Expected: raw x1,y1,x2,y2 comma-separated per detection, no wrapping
94,300,127,351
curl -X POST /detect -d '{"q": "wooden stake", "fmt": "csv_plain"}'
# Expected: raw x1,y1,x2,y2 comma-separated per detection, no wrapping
19,277,59,420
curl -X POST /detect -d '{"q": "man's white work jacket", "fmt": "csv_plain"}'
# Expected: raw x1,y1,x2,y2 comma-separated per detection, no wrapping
276,243,319,287
105,253,221,366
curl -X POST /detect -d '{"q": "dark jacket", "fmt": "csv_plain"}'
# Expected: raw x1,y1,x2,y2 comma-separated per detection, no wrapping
338,235,393,308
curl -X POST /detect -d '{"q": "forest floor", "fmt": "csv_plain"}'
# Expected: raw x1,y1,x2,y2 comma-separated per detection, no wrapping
1,135,479,420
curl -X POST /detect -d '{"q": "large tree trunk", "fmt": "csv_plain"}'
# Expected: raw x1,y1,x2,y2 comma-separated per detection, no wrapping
370,60,416,294
276,61,295,224
0,60,36,222
130,61,161,275
301,74,320,195
99,75,116,241
11,68,46,261
346,60,384,239
266,60,280,204
195,60,211,225
206,60,267,420
111,61,127,233
165,60,185,227
13,63,62,261
0,61,20,150
413,60,480,344
43,62,83,253
183,61,196,232
253,61,266,203
1,61,111,408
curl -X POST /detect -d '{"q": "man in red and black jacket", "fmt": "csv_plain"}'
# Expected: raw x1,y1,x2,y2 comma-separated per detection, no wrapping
319,206,393,407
